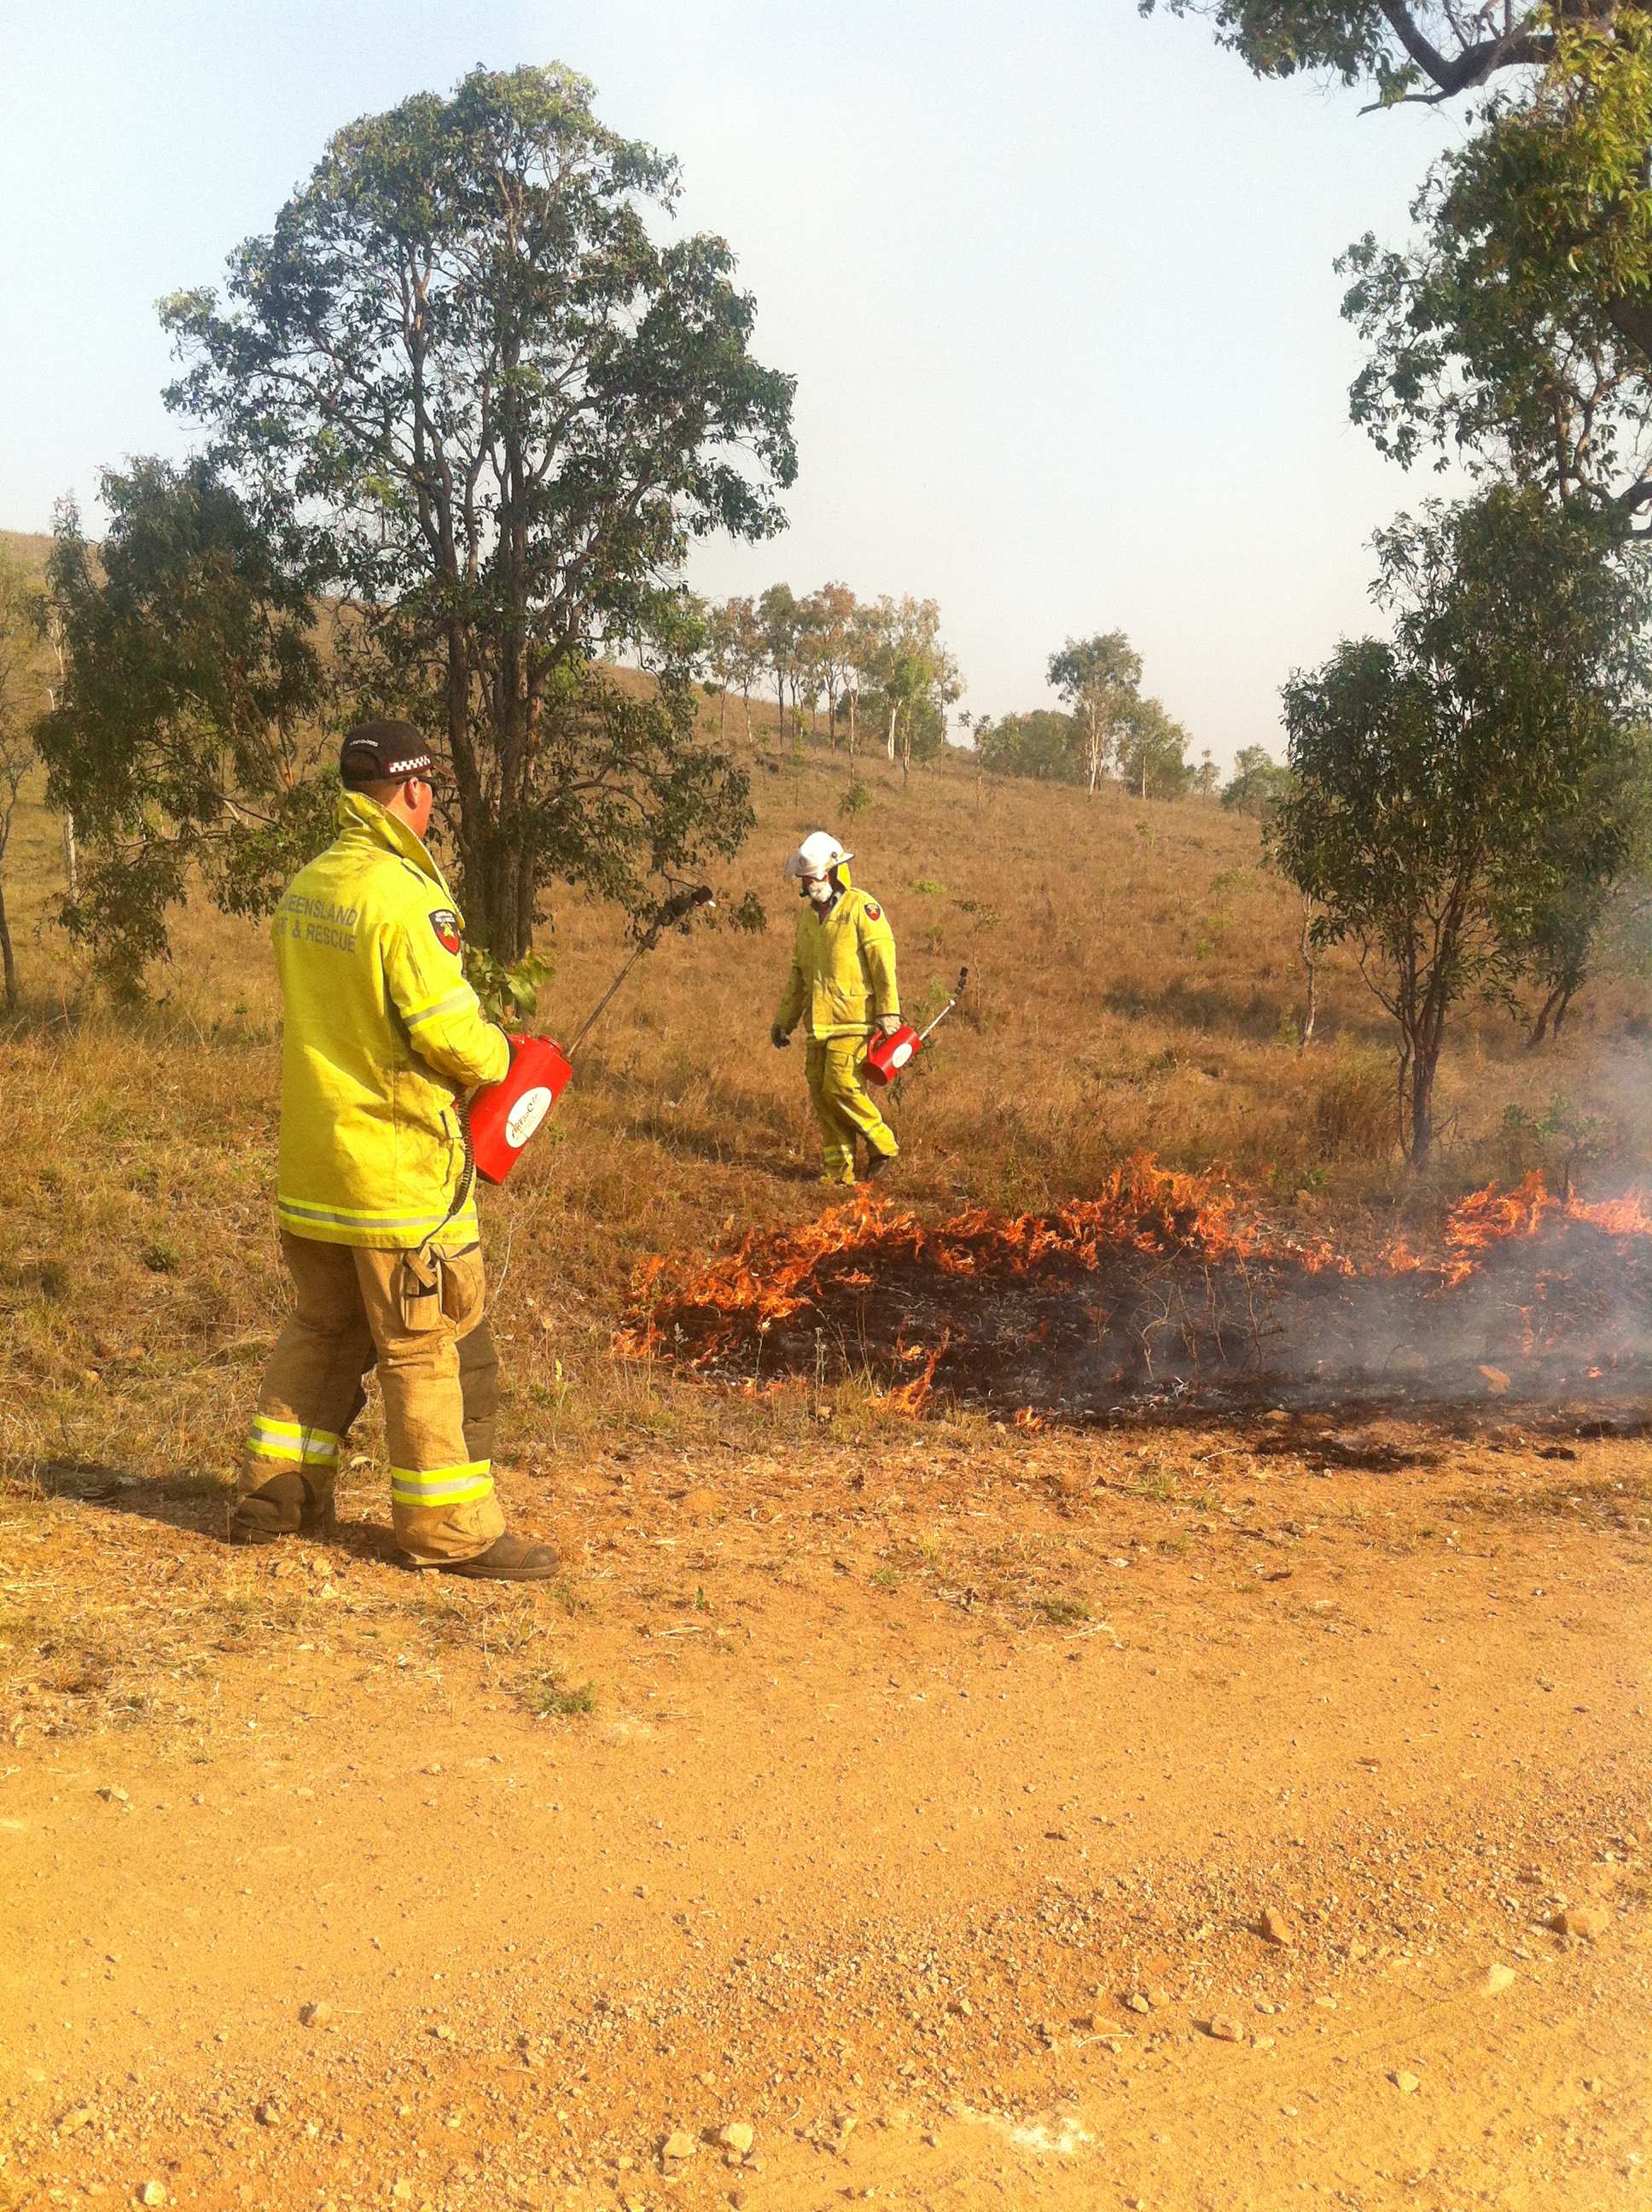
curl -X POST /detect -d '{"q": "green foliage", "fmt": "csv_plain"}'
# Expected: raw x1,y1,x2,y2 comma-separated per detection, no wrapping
726,889,769,934
162,64,795,960
464,946,556,1028
1149,2,1652,513
1500,1091,1610,1184
1116,696,1194,800
976,708,1079,783
1048,631,1143,795
1272,486,1650,1161
840,776,873,817
1221,744,1292,820
34,461,329,997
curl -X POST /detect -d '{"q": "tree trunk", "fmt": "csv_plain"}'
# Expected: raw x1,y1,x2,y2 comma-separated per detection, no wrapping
847,691,858,759
62,814,80,904
1409,1047,1439,1167
1298,911,1318,1050
775,672,785,743
1527,981,1574,1048
0,877,17,1012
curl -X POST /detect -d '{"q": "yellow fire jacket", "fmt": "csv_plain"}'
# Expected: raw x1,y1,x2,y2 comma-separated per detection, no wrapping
774,870,899,1040
271,793,510,1252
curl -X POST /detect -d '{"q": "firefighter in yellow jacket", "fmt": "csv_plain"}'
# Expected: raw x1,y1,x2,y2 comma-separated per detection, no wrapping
234,720,558,1580
771,830,902,1186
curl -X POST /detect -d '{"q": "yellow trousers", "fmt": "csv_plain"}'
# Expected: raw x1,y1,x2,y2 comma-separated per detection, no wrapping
238,1231,505,1564
806,1036,899,1185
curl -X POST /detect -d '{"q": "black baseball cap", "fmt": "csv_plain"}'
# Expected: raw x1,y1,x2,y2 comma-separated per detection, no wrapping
340,719,440,789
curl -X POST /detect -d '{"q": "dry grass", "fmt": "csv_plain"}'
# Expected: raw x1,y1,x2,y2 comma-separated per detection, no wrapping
7,579,1652,1737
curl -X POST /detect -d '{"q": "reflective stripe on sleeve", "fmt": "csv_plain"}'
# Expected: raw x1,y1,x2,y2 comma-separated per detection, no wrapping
247,1417,340,1466
389,1462,494,1508
403,987,475,1030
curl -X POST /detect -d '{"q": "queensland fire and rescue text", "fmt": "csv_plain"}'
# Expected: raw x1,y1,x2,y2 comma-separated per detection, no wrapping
279,889,360,954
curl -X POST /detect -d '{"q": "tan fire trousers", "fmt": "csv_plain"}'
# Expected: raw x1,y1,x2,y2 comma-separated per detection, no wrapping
806,1036,899,1185
238,1231,505,1564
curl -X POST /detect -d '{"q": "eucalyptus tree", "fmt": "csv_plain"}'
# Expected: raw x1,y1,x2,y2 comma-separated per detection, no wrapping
163,64,796,958
1273,486,1649,1163
1047,632,1143,795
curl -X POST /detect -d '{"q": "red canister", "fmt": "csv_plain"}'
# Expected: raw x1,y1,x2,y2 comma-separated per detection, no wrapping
864,1023,922,1087
468,1034,573,1184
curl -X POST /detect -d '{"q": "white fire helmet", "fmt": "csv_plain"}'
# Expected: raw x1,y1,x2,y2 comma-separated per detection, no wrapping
783,830,852,883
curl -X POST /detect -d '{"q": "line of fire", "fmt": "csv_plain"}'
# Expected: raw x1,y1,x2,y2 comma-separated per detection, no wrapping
616,1162,1652,1425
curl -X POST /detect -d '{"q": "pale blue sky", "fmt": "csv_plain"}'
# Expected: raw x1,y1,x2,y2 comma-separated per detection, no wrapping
0,1,1457,762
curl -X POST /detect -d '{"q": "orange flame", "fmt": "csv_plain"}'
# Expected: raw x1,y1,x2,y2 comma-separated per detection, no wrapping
614,1160,1652,1409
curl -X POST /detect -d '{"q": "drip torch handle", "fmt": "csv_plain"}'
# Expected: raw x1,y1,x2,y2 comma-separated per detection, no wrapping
917,965,969,1045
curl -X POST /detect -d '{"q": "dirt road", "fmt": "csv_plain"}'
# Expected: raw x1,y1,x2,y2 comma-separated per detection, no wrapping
3,1412,1649,2210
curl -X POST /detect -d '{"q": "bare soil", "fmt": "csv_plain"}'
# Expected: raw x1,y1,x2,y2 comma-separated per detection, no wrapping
3,1407,1649,2212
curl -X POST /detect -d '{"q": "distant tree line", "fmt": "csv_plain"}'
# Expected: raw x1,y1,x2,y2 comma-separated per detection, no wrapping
695,584,961,784
967,630,1209,801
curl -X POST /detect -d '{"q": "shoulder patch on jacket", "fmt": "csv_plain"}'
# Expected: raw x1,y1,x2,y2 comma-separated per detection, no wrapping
863,900,881,923
428,908,462,956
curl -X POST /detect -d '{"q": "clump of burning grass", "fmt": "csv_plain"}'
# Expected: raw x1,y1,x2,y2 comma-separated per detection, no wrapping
616,1164,1652,1421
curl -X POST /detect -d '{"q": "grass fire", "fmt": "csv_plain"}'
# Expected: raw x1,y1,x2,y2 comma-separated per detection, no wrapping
620,1161,1652,1417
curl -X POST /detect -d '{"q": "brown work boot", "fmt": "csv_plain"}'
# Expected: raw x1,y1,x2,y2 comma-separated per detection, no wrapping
230,1472,336,1545
861,1148,899,1183
430,1534,561,1583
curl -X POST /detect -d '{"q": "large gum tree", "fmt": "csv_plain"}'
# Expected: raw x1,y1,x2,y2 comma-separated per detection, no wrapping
163,64,796,958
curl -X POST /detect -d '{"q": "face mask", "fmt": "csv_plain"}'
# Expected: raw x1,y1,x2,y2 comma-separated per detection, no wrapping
802,875,835,906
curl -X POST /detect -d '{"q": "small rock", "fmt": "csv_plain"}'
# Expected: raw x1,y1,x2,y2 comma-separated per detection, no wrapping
1207,2015,1243,2042
255,2101,279,2126
1484,1964,1515,1996
1253,2034,1277,2052
1550,1906,1608,1940
137,2186,167,2209
430,2023,456,2041
1126,1993,1152,2014
58,2107,93,2134
1584,2076,1604,2094
97,1785,130,1805
1389,2070,1421,2095
720,2121,754,2157
662,2129,697,2163
1258,1906,1295,1947
299,2000,331,2027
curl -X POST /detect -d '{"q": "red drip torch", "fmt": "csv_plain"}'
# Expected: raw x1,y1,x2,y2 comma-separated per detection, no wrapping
468,882,714,1185
864,965,969,1089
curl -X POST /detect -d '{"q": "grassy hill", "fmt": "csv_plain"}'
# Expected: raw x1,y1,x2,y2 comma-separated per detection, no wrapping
6,690,1652,1488
7,502,1652,1489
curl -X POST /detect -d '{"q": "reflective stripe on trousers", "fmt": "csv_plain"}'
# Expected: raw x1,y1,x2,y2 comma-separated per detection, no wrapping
240,1232,504,1563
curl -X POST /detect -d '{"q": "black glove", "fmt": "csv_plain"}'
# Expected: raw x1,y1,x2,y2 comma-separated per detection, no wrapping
771,1024,792,1050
